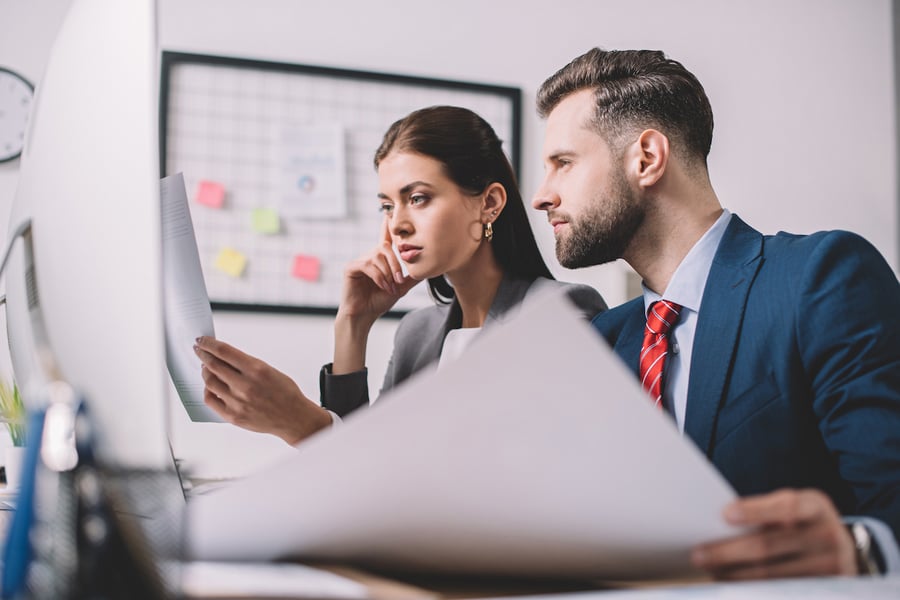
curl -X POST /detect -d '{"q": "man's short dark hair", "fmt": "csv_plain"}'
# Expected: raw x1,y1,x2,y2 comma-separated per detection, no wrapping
537,48,714,165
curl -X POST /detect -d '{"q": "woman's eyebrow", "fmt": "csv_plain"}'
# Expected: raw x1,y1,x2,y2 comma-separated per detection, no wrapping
378,181,434,200
398,180,432,195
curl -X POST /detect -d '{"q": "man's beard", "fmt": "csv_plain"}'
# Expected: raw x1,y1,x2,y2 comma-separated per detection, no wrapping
555,171,644,269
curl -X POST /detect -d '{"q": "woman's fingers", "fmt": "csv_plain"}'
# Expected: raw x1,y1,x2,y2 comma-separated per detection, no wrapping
203,389,229,416
194,342,243,389
200,363,233,401
195,337,252,366
379,224,405,285
347,245,405,294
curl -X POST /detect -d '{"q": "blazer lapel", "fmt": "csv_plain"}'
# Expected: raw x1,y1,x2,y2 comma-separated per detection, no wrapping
418,276,530,370
484,276,533,328
683,216,764,455
413,301,460,373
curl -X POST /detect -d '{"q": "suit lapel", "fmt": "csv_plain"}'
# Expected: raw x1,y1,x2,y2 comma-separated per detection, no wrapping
683,216,764,455
618,302,647,376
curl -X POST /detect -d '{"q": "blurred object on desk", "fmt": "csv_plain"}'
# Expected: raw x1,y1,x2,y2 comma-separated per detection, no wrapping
1,447,24,490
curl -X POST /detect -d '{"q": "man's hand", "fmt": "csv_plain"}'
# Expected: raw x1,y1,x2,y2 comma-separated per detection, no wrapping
692,488,857,580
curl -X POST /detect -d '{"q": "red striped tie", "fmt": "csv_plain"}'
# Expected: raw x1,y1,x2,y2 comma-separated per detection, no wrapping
640,300,682,409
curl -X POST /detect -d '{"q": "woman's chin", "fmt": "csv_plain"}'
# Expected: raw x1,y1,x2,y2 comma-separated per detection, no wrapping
405,266,438,281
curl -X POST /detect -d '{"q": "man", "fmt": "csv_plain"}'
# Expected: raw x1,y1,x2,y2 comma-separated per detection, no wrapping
533,48,900,580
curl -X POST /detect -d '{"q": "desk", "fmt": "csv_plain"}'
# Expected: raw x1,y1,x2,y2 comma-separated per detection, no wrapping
178,561,900,599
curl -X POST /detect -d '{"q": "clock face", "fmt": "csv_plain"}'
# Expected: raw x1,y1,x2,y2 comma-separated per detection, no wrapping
0,67,34,163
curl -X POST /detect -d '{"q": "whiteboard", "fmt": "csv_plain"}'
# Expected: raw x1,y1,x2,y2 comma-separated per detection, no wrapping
160,52,521,316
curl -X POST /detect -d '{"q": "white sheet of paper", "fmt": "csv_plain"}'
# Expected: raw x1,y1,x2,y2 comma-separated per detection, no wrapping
186,289,741,579
161,172,222,422
276,123,348,219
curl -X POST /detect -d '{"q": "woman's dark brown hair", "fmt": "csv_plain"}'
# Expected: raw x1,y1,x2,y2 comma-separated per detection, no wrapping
375,106,553,303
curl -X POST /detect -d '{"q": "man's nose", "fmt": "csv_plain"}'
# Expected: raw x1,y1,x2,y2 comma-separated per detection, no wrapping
532,177,559,211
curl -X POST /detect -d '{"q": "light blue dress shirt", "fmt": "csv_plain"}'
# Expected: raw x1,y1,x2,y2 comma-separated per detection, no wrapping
642,210,732,430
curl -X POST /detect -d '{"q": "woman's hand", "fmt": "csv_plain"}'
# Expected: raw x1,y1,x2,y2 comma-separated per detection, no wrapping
332,219,419,374
337,218,418,325
193,337,333,446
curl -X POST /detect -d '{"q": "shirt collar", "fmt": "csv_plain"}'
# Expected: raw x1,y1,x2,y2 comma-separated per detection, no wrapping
643,209,732,314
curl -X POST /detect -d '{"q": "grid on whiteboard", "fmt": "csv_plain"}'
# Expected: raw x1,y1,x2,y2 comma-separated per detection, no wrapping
160,52,521,315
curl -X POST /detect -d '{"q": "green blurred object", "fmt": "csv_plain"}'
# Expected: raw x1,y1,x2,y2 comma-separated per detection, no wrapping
0,380,25,446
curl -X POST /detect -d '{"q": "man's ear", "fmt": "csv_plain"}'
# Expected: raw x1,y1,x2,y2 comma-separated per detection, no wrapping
481,182,507,223
628,129,669,189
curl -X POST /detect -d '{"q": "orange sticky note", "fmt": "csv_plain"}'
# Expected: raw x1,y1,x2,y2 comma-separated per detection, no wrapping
215,247,247,278
196,180,225,209
291,254,320,282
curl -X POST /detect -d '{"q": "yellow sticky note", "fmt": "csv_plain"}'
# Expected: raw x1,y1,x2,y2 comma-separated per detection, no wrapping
252,208,280,234
214,247,247,278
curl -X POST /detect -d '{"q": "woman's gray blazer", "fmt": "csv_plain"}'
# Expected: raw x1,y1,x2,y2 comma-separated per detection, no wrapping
320,276,607,417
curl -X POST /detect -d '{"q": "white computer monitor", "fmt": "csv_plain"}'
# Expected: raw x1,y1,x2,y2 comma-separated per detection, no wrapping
5,0,170,470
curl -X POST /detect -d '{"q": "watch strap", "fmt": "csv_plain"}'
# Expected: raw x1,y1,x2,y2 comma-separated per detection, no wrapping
848,521,884,575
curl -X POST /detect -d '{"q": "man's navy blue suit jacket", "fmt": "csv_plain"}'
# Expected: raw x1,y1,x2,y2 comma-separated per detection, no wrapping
592,215,900,539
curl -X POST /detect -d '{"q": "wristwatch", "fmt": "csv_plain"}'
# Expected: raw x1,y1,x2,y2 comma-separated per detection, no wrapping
848,521,884,575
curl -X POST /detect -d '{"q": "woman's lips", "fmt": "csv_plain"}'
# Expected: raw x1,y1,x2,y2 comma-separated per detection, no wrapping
397,245,422,262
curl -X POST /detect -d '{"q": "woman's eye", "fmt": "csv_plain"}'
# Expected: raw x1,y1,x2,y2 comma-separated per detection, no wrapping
410,194,429,205
379,203,394,214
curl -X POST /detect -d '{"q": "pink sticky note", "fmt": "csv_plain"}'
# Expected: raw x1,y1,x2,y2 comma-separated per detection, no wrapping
291,255,320,282
196,180,225,209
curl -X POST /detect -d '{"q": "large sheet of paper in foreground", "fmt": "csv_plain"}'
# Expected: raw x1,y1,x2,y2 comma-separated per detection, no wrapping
186,290,741,579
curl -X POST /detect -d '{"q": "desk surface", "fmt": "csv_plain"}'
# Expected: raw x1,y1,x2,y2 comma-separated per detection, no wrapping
176,560,900,600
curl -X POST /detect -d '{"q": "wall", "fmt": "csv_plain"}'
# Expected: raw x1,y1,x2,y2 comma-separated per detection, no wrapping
0,0,71,449
896,0,900,262
0,0,896,477
0,0,71,368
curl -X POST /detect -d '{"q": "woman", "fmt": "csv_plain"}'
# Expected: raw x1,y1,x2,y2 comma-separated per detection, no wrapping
194,106,606,445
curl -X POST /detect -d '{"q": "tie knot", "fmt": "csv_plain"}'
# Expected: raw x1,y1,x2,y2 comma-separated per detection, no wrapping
646,300,682,336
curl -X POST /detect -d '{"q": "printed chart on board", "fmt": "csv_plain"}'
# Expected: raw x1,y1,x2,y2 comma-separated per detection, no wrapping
161,53,520,315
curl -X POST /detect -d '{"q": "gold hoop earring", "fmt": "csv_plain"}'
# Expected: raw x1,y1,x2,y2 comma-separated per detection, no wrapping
483,221,494,242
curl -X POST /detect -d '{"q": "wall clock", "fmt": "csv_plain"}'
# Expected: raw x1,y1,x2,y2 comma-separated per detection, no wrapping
0,67,35,163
